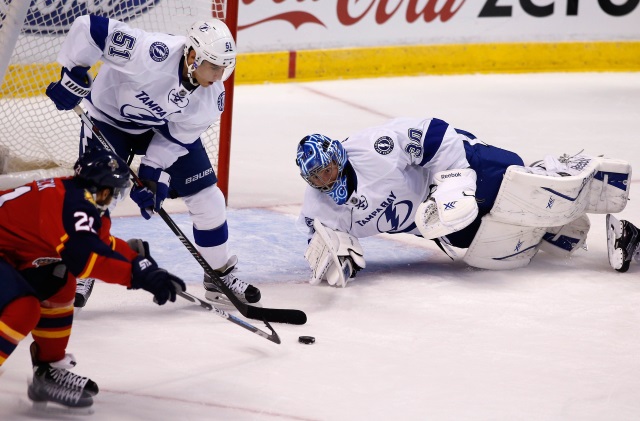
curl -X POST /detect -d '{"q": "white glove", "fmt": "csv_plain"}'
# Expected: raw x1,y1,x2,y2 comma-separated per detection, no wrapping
416,168,478,239
304,220,366,287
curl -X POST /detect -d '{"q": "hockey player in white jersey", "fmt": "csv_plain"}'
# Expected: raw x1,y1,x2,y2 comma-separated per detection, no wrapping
296,117,632,287
45,15,260,305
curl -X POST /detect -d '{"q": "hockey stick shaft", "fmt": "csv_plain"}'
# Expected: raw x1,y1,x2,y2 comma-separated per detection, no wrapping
177,289,281,344
73,106,307,325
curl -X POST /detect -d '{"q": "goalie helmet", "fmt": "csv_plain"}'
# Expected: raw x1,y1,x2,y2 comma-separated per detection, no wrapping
296,134,350,205
184,19,236,83
74,148,131,200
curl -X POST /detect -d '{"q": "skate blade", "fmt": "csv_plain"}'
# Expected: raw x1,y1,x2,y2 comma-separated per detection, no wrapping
204,291,236,308
21,398,94,416
203,291,261,308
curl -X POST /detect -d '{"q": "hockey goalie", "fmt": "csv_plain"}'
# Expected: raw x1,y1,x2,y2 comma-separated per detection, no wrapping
294,117,634,287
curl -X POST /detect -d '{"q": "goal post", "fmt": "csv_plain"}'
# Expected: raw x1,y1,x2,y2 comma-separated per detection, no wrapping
0,0,236,198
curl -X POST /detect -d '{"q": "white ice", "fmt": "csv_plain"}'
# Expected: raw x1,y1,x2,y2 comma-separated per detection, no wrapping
1,72,639,421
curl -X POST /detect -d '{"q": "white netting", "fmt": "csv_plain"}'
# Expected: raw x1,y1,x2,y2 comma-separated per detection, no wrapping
0,0,227,175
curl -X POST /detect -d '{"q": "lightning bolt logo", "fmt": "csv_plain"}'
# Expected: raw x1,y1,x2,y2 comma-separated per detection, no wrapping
377,200,413,233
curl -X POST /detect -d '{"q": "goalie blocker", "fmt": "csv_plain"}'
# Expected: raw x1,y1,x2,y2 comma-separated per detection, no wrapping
304,220,366,287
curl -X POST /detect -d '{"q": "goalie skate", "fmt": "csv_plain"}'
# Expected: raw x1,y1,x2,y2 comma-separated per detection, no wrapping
606,214,639,273
203,256,261,305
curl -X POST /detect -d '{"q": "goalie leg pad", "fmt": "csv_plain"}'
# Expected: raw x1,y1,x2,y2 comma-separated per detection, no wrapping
586,158,631,214
489,157,599,227
463,215,545,270
304,220,365,287
539,214,590,257
491,155,631,227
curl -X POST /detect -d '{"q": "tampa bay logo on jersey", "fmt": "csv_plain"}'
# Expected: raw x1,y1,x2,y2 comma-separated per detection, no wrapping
354,191,416,233
377,200,413,233
149,41,169,62
121,90,182,124
374,136,394,155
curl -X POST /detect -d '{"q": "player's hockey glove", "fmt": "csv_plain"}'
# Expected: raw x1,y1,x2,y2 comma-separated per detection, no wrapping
130,164,171,219
130,252,185,305
46,66,92,111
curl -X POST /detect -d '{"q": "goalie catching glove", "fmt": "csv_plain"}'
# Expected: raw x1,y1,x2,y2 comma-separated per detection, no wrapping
415,168,478,239
304,220,366,287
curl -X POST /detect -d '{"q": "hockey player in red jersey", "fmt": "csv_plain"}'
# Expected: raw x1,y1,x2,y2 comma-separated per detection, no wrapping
0,147,185,409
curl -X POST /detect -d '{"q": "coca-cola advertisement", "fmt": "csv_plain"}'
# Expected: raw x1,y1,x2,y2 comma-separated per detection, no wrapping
16,0,640,52
236,0,640,52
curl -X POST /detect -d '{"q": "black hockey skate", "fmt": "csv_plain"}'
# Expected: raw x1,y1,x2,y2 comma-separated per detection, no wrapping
28,342,99,410
606,214,639,273
203,256,261,304
74,278,95,308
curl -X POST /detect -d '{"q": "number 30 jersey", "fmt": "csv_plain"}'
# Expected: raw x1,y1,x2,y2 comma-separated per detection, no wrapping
0,177,137,286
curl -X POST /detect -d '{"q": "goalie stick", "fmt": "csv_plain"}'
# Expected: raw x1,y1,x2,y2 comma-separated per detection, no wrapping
73,106,307,325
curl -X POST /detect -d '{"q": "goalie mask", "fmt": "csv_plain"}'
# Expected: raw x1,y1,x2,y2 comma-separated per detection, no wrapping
74,148,131,206
184,19,236,84
296,134,349,205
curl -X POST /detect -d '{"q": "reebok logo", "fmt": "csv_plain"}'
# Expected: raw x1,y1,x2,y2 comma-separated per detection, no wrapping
441,172,462,179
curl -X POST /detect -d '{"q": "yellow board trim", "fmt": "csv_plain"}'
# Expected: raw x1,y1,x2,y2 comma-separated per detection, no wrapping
2,41,639,96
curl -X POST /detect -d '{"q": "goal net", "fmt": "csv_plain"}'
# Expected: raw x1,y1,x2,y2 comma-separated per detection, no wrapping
0,0,234,190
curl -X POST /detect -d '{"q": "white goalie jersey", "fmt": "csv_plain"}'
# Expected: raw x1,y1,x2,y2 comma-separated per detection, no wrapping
298,118,633,274
298,117,475,238
57,15,226,165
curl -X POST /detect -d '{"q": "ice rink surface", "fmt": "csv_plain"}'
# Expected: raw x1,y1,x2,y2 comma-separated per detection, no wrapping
1,72,639,420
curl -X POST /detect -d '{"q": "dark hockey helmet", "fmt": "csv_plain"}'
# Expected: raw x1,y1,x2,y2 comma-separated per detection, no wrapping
296,134,349,205
73,147,131,198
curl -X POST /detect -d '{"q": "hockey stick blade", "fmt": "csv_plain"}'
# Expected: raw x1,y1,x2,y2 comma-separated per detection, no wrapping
73,106,307,325
177,289,281,344
159,210,307,325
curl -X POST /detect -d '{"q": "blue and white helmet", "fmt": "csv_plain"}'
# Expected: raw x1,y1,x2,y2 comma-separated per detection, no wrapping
296,134,350,205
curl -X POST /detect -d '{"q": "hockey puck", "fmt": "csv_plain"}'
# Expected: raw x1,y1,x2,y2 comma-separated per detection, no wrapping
298,336,315,345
